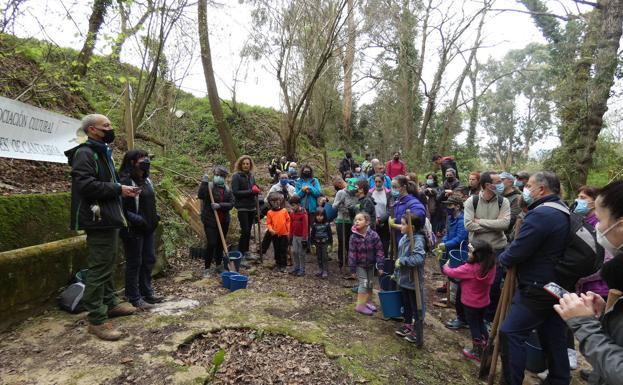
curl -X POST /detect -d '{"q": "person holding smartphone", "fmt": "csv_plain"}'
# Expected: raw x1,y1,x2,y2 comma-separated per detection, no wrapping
119,149,163,312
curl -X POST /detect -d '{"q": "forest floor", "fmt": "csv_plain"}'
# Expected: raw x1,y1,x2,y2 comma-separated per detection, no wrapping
0,241,589,385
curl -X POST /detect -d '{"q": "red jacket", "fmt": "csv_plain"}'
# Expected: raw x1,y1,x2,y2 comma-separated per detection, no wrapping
385,159,406,179
289,208,308,240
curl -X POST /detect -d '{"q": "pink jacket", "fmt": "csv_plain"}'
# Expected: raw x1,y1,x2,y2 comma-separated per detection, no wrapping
385,159,406,179
443,262,496,308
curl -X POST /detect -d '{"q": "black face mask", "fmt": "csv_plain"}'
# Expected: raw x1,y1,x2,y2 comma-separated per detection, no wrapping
98,128,115,143
302,171,311,178
601,254,623,291
393,156,399,161
447,176,455,182
139,159,150,173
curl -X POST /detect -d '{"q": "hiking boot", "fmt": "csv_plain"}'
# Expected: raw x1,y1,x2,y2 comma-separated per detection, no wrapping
143,294,164,304
366,302,377,312
404,330,419,343
88,321,124,341
355,304,373,316
132,300,154,312
445,318,468,330
107,302,136,318
395,324,413,337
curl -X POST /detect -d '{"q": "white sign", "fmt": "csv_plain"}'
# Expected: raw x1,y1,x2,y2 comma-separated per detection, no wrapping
0,96,84,163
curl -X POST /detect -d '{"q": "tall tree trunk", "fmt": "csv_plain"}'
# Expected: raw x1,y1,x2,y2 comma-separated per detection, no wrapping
398,0,416,150
411,0,432,158
73,0,112,79
465,59,479,155
341,0,355,140
415,56,445,162
198,0,239,169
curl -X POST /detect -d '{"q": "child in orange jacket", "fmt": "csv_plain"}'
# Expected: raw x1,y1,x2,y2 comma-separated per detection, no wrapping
266,192,291,272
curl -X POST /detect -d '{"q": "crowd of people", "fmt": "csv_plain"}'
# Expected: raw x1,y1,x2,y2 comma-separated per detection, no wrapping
67,114,623,385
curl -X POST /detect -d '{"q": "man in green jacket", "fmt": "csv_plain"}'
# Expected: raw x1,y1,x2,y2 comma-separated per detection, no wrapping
65,114,139,341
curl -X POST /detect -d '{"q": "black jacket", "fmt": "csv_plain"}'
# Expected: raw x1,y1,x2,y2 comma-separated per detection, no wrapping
198,182,235,227
231,171,256,210
339,157,357,176
120,175,159,237
65,142,126,230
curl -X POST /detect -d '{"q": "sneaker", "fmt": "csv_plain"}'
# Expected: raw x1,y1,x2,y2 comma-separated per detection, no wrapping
395,324,412,337
88,321,123,341
203,268,213,278
321,271,328,279
132,300,155,311
462,347,481,362
568,348,577,370
536,370,548,381
107,302,136,318
404,330,419,343
278,266,287,273
366,302,377,312
143,295,164,304
314,271,323,277
445,318,468,330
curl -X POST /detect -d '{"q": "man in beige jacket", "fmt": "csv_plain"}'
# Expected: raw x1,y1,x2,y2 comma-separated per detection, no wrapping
463,171,511,323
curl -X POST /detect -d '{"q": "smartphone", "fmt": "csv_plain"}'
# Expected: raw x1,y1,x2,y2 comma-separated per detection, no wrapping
543,282,570,300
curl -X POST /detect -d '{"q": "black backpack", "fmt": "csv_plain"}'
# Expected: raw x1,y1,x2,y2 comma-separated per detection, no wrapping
472,194,503,211
541,202,605,290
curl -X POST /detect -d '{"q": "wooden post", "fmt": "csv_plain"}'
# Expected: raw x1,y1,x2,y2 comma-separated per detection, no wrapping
124,82,134,150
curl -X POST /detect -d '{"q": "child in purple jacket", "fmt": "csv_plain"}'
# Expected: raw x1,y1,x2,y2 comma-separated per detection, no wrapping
349,212,384,315
443,239,496,362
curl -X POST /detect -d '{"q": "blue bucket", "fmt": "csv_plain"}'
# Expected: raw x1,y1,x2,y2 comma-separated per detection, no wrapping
323,203,337,222
223,250,243,272
525,330,547,373
229,275,249,292
221,271,240,289
378,290,403,318
448,248,468,268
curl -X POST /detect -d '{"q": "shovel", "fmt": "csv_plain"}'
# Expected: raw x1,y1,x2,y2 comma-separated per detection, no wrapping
255,195,263,263
206,180,237,272
406,209,424,348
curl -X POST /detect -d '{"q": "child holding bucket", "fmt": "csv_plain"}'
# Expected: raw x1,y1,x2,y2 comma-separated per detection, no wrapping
266,192,290,273
442,239,496,362
348,212,384,315
394,212,427,343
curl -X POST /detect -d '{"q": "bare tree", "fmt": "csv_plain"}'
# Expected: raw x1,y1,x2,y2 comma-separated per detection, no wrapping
198,0,239,168
111,0,155,61
73,0,112,79
341,0,356,140
1,0,28,33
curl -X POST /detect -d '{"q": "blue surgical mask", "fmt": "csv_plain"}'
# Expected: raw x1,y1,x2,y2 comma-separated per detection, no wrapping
514,180,524,188
574,199,590,215
447,207,456,215
288,167,296,173
522,188,533,205
391,188,400,198
214,175,225,186
279,179,289,186
495,183,505,195
426,179,434,187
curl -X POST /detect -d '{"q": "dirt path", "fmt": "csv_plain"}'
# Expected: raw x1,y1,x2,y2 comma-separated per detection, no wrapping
0,244,587,385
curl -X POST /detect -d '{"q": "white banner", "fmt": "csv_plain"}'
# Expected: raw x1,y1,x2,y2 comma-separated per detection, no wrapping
0,96,84,163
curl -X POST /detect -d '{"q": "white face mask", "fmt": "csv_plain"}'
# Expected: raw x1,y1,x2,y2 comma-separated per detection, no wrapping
596,219,623,256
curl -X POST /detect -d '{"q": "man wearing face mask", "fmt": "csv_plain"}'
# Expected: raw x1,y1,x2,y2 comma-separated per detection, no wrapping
497,171,571,385
554,180,623,385
65,114,140,341
463,171,510,324
513,171,530,192
432,154,459,180
500,172,522,241
266,172,296,205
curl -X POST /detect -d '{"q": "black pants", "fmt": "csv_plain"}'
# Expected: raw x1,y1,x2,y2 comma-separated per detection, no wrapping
376,222,390,258
316,242,328,271
485,250,505,322
464,304,488,341
401,287,418,324
237,210,256,254
455,283,466,322
203,222,229,269
123,230,155,305
336,222,352,268
271,235,289,267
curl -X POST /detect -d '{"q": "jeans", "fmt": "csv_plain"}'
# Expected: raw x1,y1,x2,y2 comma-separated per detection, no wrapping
203,222,229,269
464,304,488,341
499,292,570,385
336,222,352,268
237,210,256,254
356,266,374,294
316,242,328,272
123,230,156,304
292,236,305,272
83,229,120,325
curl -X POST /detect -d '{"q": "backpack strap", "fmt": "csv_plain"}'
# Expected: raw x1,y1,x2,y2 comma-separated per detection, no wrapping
472,195,479,211
541,202,570,215
497,195,503,209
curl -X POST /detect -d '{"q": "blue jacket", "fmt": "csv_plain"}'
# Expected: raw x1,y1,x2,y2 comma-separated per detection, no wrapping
499,194,569,291
295,177,322,213
443,210,468,254
397,233,426,291
368,174,391,190
392,193,426,224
